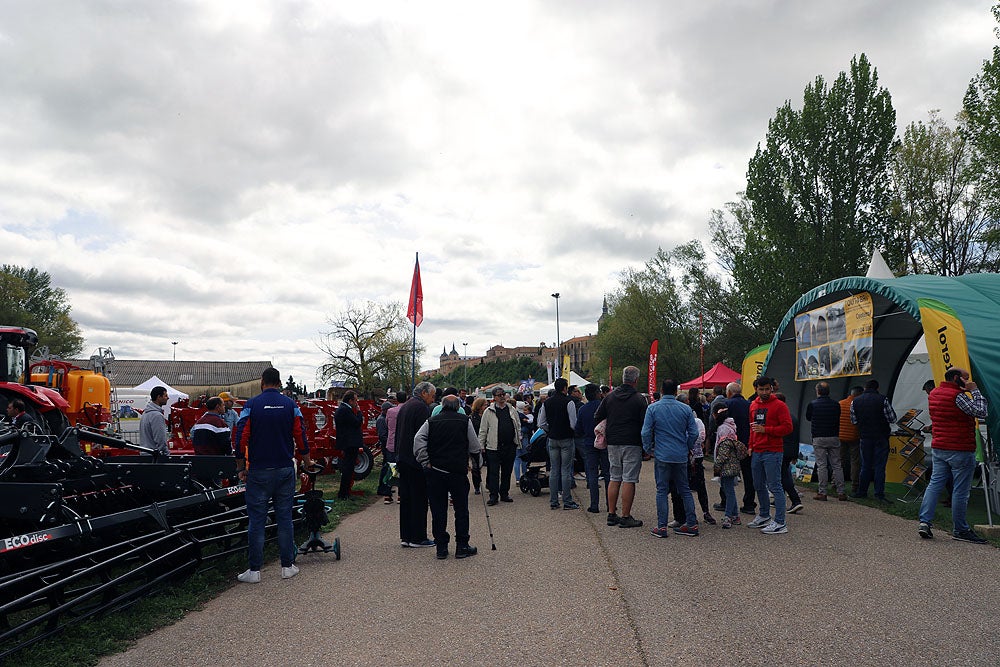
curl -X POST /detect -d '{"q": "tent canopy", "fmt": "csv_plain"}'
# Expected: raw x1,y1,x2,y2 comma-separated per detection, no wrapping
679,362,741,390
761,273,1000,436
130,375,189,401
538,371,590,393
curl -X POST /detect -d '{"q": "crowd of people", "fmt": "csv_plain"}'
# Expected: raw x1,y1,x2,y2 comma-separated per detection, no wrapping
128,360,990,580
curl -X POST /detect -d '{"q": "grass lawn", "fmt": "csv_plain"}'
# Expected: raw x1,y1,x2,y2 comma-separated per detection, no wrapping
11,470,378,667
798,478,1000,544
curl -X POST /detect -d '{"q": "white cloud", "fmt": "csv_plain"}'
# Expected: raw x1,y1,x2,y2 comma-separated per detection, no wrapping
0,0,995,387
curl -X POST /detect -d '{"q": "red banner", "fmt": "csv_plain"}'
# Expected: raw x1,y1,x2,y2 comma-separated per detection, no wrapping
406,254,423,327
648,339,658,397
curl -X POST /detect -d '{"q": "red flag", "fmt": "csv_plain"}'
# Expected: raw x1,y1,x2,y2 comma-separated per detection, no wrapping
407,254,423,327
648,339,658,397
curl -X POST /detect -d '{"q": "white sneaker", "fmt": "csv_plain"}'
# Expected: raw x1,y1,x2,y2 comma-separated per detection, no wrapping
281,564,300,579
237,569,261,583
761,521,788,535
748,515,771,528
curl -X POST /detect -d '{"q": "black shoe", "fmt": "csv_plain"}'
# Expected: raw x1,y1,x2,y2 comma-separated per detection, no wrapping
712,502,725,512
740,506,756,516
918,522,933,539
607,513,620,526
618,516,643,528
455,545,478,559
436,549,449,559
587,506,600,513
953,529,988,544
500,496,514,503
408,539,435,548
487,498,499,506
875,496,892,504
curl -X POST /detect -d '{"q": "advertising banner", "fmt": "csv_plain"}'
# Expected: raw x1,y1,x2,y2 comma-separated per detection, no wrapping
561,355,571,380
794,293,873,380
741,344,769,385
648,339,658,397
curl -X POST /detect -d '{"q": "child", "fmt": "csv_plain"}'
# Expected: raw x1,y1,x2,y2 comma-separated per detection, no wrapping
713,403,746,528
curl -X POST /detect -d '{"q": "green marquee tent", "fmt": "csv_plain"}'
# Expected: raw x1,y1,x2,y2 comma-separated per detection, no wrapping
761,273,1000,437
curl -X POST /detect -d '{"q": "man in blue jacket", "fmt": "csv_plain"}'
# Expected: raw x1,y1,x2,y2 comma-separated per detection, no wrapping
234,368,311,583
642,379,700,537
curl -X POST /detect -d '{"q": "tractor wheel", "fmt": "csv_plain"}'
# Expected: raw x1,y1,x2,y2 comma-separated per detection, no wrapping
42,409,70,437
352,447,374,481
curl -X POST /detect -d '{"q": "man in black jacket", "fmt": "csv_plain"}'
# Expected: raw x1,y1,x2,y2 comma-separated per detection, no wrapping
850,379,897,503
413,395,481,559
539,378,578,510
806,382,845,501
395,381,437,548
334,391,365,500
594,366,648,527
723,382,756,515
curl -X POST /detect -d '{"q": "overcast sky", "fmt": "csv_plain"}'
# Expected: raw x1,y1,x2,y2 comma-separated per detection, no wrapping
1,1,995,389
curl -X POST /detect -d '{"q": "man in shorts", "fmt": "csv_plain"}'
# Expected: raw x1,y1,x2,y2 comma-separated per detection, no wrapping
594,365,649,528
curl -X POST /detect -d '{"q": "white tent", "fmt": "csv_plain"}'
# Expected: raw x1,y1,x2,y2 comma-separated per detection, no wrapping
537,371,591,394
119,376,189,417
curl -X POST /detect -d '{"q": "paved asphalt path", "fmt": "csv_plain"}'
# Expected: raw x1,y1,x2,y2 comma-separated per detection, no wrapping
101,463,1000,666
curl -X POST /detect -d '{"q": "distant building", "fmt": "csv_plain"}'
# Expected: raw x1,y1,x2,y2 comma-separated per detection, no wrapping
73,358,274,399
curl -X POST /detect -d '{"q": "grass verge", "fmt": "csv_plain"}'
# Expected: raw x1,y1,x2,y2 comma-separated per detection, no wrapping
10,472,378,667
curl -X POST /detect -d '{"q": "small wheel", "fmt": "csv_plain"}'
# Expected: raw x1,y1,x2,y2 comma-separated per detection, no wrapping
529,479,541,497
519,477,529,494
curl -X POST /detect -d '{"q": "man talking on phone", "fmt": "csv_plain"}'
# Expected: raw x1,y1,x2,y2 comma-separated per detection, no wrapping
918,368,989,544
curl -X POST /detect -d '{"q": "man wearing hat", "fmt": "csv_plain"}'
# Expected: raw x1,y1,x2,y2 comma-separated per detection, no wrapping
219,391,239,432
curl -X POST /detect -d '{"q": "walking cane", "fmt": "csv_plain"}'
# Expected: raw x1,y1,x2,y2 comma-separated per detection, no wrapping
477,453,497,550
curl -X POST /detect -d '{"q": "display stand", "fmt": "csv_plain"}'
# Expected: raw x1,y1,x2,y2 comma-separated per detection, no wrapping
896,410,928,503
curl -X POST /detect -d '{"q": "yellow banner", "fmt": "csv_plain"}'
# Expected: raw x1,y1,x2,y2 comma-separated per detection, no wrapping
918,298,972,384
794,293,873,380
561,354,571,380
741,344,769,386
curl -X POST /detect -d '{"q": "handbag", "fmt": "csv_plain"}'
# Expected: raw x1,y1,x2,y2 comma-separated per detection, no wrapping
594,420,607,450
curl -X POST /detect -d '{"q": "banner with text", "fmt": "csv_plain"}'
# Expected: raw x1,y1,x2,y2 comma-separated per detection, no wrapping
794,293,873,380
648,339,659,397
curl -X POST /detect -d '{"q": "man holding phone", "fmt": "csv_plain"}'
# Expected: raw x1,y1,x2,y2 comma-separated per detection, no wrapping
746,377,793,534
918,368,989,544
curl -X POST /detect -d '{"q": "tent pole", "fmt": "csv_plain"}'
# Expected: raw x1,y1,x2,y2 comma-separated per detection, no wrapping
982,462,994,527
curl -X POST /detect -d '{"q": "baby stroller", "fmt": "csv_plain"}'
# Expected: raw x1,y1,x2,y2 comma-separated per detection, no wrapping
518,429,550,497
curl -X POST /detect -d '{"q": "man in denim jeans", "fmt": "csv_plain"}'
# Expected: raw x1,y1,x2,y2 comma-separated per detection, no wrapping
642,379,700,537
747,377,793,535
234,368,312,583
918,367,989,544
539,377,578,509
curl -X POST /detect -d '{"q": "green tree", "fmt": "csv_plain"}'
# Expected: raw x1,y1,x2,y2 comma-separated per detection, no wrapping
716,54,897,337
0,265,84,357
317,301,423,399
890,111,999,275
432,356,546,391
588,241,742,388
963,3,1000,220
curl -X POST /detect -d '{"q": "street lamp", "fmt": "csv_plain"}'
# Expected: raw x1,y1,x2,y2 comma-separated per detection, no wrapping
171,341,178,361
462,342,469,392
551,293,561,377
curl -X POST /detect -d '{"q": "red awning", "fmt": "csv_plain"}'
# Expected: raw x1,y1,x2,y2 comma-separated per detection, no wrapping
679,362,741,390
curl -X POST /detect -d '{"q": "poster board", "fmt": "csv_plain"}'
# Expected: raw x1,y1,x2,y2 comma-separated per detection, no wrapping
794,293,873,380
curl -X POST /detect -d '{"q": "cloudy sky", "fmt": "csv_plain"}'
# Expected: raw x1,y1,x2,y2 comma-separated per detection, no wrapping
1,1,995,389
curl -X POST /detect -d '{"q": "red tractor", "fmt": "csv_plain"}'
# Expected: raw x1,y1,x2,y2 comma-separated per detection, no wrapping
0,326,113,435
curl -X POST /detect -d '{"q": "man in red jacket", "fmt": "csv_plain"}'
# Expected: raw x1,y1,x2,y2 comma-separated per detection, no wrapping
747,377,793,534
918,367,989,544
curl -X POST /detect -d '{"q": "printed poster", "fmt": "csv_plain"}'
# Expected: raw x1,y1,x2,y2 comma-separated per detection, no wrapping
794,293,873,380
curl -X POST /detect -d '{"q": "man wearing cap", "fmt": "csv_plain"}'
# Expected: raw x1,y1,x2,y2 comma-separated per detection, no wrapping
219,392,239,432
478,387,522,506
